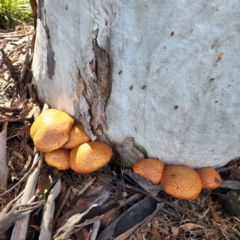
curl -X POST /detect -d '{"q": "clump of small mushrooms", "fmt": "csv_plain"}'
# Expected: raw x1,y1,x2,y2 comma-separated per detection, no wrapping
30,108,222,200
133,159,222,200
30,109,112,173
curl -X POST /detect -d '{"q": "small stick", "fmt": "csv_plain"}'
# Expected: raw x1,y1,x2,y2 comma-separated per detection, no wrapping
0,48,18,80
53,186,71,228
117,181,204,218
19,41,30,92
78,177,96,196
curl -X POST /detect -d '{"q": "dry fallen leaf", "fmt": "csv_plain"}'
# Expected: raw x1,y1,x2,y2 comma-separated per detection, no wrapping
210,208,229,229
172,223,203,236
12,150,25,161
35,170,52,196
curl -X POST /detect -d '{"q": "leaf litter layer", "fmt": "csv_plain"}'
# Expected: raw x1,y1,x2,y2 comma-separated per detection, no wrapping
1,26,240,240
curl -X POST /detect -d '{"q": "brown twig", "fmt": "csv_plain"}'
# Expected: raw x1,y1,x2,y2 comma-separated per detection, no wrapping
19,41,30,93
117,181,204,219
53,186,72,228
29,0,37,28
0,48,18,80
78,177,96,196
0,152,40,197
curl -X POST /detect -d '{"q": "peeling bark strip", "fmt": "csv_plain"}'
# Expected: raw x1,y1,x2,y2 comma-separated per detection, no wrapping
73,75,96,141
90,25,112,132
74,25,111,140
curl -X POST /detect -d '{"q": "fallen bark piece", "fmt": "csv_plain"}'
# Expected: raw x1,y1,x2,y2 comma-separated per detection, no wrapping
89,220,101,240
113,196,157,237
220,180,240,190
10,152,43,240
72,193,143,240
54,190,110,239
39,179,62,240
0,191,44,235
0,122,8,189
115,202,165,240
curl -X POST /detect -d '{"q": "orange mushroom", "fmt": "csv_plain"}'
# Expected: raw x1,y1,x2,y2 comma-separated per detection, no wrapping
161,165,202,200
133,158,165,184
30,109,74,152
196,167,222,190
70,142,112,174
44,148,70,170
62,123,90,149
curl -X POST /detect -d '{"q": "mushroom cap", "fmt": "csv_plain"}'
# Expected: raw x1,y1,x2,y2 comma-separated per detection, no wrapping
70,142,113,174
133,158,165,184
196,167,222,190
30,109,74,152
161,165,202,200
62,123,90,149
44,148,70,170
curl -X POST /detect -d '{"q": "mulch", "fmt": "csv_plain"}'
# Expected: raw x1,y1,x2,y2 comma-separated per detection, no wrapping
1,26,240,240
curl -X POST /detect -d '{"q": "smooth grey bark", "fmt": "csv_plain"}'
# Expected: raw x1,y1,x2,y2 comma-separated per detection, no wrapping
32,0,240,168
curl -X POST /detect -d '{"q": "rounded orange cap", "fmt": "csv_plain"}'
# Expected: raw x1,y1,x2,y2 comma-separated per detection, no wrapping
70,142,112,174
196,167,222,190
133,158,165,184
44,148,70,170
161,165,202,200
30,109,74,152
62,123,90,149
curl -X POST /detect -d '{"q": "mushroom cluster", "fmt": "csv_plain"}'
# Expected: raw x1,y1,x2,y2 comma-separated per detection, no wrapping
30,109,112,173
133,159,222,200
31,109,222,199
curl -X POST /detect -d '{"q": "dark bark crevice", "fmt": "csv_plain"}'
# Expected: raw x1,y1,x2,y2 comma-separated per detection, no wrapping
74,25,112,143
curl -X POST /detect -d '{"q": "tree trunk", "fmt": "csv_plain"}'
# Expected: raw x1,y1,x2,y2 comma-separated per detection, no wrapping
32,0,240,168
